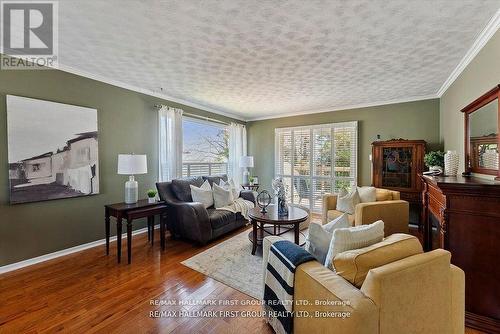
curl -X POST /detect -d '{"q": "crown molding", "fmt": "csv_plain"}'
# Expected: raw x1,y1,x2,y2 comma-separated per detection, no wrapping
246,94,438,121
55,63,247,122
437,9,500,97
2,54,247,122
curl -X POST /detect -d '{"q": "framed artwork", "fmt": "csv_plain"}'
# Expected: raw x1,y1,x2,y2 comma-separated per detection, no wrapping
7,95,99,204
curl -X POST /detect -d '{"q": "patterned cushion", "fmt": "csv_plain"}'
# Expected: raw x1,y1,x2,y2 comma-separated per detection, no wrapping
325,220,385,270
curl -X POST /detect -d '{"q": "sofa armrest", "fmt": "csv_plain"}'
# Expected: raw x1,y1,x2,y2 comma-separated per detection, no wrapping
360,249,454,334
240,189,256,203
169,200,211,244
354,200,409,236
322,193,338,224
294,261,378,334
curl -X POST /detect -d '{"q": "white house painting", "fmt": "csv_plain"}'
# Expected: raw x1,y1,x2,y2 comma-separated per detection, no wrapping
7,95,99,204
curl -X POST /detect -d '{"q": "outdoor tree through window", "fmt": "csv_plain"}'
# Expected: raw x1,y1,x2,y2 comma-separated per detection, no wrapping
182,117,228,176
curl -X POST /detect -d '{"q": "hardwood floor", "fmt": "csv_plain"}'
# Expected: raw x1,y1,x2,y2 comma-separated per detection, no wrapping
0,221,485,334
0,226,271,334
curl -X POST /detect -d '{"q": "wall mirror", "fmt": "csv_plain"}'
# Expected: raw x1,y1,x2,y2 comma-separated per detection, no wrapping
462,84,500,180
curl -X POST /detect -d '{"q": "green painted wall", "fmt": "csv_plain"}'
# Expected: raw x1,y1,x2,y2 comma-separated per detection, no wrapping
0,68,242,266
247,99,441,191
440,30,500,176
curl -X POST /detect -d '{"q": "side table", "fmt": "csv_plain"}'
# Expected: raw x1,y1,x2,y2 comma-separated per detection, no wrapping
105,199,168,264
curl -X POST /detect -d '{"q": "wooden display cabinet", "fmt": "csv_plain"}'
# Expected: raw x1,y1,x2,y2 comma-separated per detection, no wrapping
371,139,426,204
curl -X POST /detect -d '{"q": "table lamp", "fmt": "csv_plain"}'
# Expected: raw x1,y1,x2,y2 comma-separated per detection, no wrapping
117,154,147,204
239,156,254,185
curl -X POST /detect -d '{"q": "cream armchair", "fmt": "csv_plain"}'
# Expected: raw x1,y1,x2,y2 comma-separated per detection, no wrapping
322,188,409,236
263,235,465,334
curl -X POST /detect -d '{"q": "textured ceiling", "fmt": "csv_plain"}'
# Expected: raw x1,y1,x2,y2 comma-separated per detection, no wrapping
58,0,500,120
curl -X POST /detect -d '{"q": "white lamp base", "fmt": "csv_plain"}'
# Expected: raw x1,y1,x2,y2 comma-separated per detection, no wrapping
242,169,250,185
125,175,138,204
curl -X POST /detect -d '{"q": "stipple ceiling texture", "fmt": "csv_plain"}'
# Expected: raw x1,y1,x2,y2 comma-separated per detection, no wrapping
59,0,499,119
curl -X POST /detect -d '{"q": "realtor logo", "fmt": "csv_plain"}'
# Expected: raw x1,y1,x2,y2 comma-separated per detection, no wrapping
1,1,58,69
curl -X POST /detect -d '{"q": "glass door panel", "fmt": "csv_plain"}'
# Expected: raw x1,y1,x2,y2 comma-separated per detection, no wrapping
382,147,412,188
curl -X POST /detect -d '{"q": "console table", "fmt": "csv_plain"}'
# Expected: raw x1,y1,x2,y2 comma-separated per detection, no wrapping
420,174,500,332
105,200,168,264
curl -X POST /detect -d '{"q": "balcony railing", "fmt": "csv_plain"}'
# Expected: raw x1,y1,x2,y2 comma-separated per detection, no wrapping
182,162,228,177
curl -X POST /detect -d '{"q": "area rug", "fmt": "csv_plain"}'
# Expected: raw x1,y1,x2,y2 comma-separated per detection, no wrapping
181,229,263,299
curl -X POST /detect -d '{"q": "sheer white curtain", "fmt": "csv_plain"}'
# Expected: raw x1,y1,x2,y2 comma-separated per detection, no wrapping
228,122,247,186
158,106,183,181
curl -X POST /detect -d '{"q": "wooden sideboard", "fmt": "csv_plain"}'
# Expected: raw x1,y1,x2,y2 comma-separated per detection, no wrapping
420,174,500,333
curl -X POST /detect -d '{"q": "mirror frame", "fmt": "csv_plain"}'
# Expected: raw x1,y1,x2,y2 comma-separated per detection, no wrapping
461,84,500,180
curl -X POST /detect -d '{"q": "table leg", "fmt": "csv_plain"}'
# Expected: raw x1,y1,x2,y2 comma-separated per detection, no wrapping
149,216,154,245
116,216,122,263
294,222,299,245
105,207,110,255
127,219,132,264
147,216,151,242
148,216,155,245
252,219,257,255
160,214,165,250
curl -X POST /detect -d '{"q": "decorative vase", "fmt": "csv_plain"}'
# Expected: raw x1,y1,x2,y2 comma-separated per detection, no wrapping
444,150,459,176
272,177,289,217
277,195,288,217
148,197,156,204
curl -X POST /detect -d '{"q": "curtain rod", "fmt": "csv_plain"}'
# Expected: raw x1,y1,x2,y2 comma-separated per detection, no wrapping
154,104,230,126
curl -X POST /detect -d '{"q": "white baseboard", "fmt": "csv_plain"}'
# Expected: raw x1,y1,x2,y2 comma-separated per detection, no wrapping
0,225,161,275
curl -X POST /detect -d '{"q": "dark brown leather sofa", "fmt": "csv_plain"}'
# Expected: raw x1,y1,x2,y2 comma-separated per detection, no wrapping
156,174,256,245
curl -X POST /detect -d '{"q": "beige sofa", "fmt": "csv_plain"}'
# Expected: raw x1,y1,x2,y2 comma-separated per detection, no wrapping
322,188,409,236
263,234,465,334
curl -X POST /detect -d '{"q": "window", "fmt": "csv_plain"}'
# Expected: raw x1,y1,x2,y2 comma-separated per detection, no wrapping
182,117,228,177
275,121,357,212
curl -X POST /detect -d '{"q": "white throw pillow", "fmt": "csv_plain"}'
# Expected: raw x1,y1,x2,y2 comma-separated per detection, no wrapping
324,220,385,270
190,180,213,208
357,186,377,203
220,179,241,199
213,183,234,208
228,179,241,198
336,188,361,214
305,213,350,264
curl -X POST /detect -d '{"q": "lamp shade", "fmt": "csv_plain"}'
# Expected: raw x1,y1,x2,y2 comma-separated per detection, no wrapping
117,154,147,175
239,156,254,168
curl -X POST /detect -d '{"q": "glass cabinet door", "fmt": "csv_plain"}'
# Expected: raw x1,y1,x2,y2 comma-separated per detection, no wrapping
381,147,412,188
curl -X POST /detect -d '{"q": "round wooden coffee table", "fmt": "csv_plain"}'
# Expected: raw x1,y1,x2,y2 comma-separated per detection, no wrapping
248,204,308,255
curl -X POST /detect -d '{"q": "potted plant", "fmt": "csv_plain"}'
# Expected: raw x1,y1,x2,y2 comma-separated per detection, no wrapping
249,176,255,185
424,151,445,173
147,189,157,203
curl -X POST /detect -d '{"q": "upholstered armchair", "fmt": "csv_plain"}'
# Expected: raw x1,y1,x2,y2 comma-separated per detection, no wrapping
322,188,409,236
263,234,465,334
